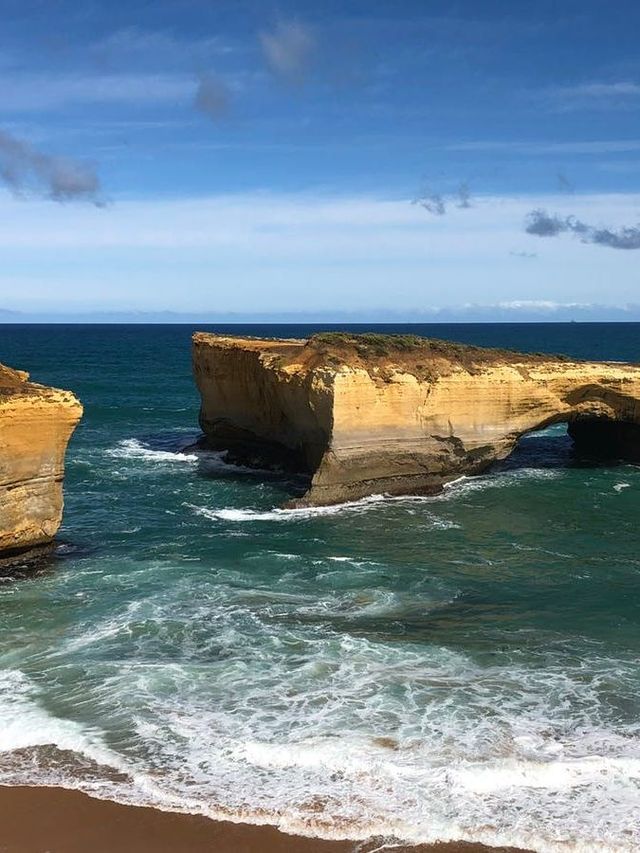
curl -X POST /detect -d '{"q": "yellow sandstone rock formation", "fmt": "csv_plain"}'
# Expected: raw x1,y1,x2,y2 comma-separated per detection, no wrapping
0,363,82,555
193,332,640,506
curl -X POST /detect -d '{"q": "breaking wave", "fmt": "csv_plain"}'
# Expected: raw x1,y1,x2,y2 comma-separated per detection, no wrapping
105,438,199,463
104,438,260,474
186,494,460,528
1,639,639,853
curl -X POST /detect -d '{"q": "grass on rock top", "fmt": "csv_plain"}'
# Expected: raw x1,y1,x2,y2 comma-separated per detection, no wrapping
307,332,572,371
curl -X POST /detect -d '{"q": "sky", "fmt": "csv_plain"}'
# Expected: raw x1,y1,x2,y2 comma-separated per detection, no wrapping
0,0,639,321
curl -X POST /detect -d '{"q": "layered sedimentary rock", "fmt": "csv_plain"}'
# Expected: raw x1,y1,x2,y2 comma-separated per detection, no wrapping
193,332,640,506
0,363,82,555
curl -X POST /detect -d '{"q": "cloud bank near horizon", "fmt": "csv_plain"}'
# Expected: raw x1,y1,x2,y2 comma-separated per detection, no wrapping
2,300,640,324
0,188,637,316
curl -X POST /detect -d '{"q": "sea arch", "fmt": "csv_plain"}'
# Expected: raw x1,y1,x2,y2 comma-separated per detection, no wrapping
192,333,640,506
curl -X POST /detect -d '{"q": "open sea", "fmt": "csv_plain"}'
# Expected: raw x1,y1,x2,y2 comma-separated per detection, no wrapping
1,322,639,853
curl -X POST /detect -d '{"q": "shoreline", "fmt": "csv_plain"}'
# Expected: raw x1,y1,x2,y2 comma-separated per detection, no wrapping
0,785,533,853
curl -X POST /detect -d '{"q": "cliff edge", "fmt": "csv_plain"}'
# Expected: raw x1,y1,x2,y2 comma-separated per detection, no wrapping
192,332,640,506
0,363,82,555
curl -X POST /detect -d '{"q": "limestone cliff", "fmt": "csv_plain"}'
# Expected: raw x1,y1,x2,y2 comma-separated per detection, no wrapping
192,332,640,506
0,363,82,555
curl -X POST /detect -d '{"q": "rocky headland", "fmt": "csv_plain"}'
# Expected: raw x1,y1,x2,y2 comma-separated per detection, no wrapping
193,332,640,506
0,363,82,558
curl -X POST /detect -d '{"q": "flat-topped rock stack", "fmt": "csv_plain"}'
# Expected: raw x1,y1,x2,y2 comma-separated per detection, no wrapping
192,332,640,506
0,363,82,557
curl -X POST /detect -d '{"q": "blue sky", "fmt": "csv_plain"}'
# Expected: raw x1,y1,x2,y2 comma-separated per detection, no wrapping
1,0,640,320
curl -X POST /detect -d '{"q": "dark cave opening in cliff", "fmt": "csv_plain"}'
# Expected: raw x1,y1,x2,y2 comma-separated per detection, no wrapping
494,419,640,476
493,424,575,475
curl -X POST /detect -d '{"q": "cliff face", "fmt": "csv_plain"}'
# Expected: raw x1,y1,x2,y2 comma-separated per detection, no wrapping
193,332,640,506
0,363,82,555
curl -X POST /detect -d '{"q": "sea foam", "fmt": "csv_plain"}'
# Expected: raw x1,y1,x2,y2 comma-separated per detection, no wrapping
106,438,198,463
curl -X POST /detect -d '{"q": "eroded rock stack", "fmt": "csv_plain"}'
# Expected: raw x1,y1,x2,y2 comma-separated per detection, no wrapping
0,363,82,556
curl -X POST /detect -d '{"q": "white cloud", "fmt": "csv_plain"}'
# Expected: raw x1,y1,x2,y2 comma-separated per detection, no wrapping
496,300,591,311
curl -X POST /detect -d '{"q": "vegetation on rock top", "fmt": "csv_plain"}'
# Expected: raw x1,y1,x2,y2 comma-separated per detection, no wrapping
307,332,573,378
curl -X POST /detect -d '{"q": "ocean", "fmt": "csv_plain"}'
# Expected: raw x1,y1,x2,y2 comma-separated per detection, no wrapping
1,322,639,853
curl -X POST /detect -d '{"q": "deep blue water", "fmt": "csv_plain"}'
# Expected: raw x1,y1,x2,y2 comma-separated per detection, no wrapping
0,323,639,852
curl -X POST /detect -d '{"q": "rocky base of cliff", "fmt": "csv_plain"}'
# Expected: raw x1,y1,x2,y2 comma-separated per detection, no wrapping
0,542,58,577
194,430,311,474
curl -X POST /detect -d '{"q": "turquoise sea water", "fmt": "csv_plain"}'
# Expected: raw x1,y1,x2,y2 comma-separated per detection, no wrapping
1,323,639,852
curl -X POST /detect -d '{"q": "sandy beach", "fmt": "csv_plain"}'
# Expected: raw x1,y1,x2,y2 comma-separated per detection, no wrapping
0,786,532,853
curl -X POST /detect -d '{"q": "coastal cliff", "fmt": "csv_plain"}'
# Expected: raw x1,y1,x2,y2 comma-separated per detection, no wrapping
0,363,82,556
193,332,640,506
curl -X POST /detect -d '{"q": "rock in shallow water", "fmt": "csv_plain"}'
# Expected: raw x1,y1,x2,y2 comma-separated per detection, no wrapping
0,362,82,556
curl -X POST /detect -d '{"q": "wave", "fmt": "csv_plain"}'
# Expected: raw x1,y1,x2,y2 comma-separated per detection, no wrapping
105,438,199,463
0,670,129,775
186,495,459,527
2,564,640,853
440,467,563,497
2,644,639,853
104,438,260,474
186,494,387,522
185,466,563,525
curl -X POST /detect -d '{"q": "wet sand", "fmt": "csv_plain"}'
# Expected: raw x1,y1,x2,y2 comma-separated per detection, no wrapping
0,786,533,853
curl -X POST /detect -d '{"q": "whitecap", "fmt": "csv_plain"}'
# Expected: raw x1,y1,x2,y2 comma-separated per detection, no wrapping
104,438,263,475
186,494,388,522
0,670,128,774
105,438,198,463
186,494,459,526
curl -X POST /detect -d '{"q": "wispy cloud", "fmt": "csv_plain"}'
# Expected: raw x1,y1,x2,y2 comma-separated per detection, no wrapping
413,190,445,215
413,182,473,215
0,129,103,204
525,208,640,249
90,27,235,69
259,21,315,84
542,81,640,112
456,182,472,209
447,139,640,155
194,73,231,121
557,172,574,193
0,73,194,111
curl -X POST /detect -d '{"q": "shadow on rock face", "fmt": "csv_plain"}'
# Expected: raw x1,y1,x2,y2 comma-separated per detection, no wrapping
188,433,311,501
